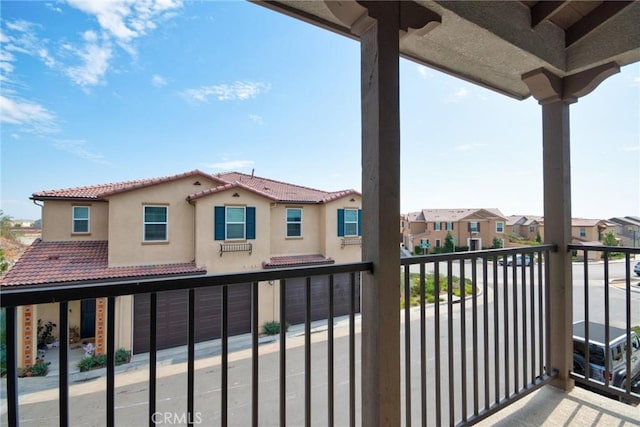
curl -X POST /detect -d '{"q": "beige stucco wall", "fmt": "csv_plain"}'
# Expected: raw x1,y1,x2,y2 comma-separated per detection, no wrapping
193,188,271,273
269,204,323,256
107,176,219,267
114,296,132,351
324,197,362,263
41,201,109,241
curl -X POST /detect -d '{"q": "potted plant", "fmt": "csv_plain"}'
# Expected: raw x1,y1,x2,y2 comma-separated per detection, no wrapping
37,319,56,351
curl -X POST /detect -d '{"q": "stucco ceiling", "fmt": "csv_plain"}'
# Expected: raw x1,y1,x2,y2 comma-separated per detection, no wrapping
255,0,640,100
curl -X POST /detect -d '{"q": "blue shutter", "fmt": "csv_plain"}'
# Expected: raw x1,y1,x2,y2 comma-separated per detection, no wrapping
246,207,256,239
358,209,362,236
337,209,345,237
214,206,225,240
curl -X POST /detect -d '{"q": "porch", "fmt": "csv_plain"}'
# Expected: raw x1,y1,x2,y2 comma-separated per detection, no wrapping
2,245,639,425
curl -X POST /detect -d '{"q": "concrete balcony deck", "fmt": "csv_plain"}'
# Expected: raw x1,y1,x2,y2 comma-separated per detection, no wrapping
478,385,640,426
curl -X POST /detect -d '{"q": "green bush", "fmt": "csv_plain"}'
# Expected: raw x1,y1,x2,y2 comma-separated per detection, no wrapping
77,348,130,372
19,361,48,377
263,321,290,335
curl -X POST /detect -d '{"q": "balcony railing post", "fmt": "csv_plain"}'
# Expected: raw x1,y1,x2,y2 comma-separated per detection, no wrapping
541,98,574,391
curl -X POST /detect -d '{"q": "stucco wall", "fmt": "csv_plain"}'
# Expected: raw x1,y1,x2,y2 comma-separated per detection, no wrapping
269,204,323,256
193,188,272,273
324,197,362,263
41,201,109,241
107,176,218,267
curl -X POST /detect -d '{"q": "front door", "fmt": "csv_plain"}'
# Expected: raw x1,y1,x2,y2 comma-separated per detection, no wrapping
81,299,96,339
469,238,481,251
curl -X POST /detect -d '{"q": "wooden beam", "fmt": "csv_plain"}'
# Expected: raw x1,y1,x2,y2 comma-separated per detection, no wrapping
566,1,634,46
531,1,566,27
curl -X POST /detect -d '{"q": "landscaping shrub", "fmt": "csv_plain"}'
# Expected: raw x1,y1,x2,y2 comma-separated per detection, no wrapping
263,321,290,335
19,361,48,377
77,348,131,372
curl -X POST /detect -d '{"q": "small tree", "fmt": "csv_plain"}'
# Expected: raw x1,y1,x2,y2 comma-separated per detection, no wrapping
602,231,618,247
535,231,542,243
491,237,503,249
444,232,455,253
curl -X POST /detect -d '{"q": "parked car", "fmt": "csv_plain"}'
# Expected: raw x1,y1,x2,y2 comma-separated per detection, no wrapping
572,321,640,395
634,261,640,277
498,254,532,266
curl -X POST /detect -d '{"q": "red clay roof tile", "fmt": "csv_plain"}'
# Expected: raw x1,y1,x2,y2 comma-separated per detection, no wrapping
262,254,335,269
1,240,205,287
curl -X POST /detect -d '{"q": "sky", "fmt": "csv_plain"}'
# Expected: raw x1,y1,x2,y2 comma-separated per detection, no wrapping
1,1,639,222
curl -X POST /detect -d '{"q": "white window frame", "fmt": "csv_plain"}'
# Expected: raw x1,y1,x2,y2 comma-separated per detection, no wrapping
226,206,246,240
470,221,479,233
344,208,359,237
143,205,168,242
496,221,504,233
72,206,90,234
286,208,303,238
579,227,586,238
529,224,535,233
446,222,454,231
434,222,442,231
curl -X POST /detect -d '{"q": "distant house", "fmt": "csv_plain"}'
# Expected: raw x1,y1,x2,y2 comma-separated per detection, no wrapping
401,208,508,252
2,170,362,368
506,215,544,242
608,216,640,247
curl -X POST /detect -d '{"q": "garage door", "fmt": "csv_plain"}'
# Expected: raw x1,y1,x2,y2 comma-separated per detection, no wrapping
133,284,251,354
285,273,361,325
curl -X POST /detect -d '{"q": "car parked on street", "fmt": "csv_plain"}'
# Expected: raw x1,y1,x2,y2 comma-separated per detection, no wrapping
498,254,532,266
572,321,640,396
634,261,640,277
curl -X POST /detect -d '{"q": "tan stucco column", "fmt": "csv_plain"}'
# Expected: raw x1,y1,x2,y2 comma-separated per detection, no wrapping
522,63,619,390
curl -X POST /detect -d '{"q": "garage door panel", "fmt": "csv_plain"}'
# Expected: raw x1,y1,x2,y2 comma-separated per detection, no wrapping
285,273,361,326
133,284,251,354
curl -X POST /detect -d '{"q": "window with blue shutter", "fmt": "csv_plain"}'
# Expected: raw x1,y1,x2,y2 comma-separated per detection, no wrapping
215,206,255,240
338,208,361,237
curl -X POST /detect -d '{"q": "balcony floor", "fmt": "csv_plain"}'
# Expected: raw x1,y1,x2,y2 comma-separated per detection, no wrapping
477,385,640,426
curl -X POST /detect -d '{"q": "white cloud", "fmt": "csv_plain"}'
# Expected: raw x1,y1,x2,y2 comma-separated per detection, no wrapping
446,87,470,103
45,3,63,13
205,160,255,170
64,34,112,87
53,139,112,165
0,95,57,132
151,74,167,87
622,145,640,152
417,65,432,79
181,81,271,103
249,114,264,125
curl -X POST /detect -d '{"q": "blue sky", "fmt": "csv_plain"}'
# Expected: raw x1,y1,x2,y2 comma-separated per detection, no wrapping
1,1,638,221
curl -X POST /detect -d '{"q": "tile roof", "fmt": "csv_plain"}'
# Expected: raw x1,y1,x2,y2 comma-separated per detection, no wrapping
31,170,359,205
262,254,335,269
1,240,205,287
420,208,506,222
31,170,222,200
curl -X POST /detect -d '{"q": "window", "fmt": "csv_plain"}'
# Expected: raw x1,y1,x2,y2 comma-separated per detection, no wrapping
72,206,90,233
469,221,479,233
434,222,442,231
529,225,535,233
446,222,454,231
435,239,441,248
338,208,362,237
286,208,302,237
496,221,504,233
226,207,246,240
579,228,586,238
214,206,255,240
143,206,167,241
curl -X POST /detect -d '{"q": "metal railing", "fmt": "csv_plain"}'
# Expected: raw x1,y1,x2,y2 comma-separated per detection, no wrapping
400,245,557,426
1,262,371,426
568,244,640,404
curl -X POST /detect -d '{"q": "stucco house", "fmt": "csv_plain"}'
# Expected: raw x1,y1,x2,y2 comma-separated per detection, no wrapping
608,216,640,247
401,208,508,253
1,170,362,368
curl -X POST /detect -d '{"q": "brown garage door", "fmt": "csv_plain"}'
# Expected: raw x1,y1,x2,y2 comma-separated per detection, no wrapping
285,273,361,325
133,284,251,354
